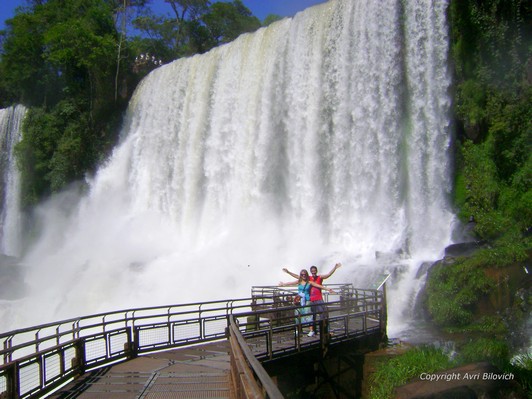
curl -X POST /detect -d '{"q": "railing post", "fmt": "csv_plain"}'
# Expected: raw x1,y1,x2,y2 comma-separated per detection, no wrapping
267,324,273,360
380,283,388,337
319,319,328,359
3,337,13,364
3,362,19,399
72,338,86,377
124,327,137,360
132,327,140,358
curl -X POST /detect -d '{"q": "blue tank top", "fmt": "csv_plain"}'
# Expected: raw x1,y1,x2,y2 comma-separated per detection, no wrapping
298,282,310,305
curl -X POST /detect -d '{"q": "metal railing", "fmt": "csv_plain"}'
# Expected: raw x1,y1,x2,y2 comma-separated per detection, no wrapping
0,284,385,399
238,288,385,361
228,316,284,399
0,298,260,398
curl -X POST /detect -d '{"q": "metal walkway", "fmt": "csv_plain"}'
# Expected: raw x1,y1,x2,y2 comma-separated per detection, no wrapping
48,318,378,398
49,341,233,399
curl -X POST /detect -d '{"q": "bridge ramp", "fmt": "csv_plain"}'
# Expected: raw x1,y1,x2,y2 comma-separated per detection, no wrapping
50,341,232,399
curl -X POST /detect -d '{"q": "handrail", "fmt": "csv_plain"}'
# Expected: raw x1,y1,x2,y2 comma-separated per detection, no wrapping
0,297,263,363
228,316,284,399
0,284,385,399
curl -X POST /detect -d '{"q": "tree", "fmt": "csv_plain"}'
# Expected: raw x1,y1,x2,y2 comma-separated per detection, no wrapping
201,0,260,47
131,0,261,57
263,14,283,27
107,0,151,100
1,0,126,204
0,7,56,106
166,0,210,44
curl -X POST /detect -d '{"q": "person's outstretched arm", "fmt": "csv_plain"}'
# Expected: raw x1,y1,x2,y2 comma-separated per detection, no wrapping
282,267,299,279
279,280,298,287
309,280,336,294
321,262,342,280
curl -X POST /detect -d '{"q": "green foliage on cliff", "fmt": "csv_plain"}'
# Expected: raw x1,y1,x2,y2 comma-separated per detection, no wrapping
1,0,127,205
426,0,531,336
426,258,494,327
451,0,531,243
15,100,101,205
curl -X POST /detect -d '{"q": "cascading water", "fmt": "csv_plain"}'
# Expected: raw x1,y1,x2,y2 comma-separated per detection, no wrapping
0,105,25,257
2,0,455,335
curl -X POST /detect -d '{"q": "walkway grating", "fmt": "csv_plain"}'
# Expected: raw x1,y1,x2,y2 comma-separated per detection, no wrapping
50,342,233,399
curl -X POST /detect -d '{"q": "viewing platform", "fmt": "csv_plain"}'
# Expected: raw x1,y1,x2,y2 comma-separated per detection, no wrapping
0,279,389,398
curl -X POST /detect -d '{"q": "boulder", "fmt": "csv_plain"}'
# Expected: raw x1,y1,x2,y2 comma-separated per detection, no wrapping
444,241,488,258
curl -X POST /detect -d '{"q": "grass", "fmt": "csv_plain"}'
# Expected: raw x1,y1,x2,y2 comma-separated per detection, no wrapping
368,344,532,399
367,346,456,399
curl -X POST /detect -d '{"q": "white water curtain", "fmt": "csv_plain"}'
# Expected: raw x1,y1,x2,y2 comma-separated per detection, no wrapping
0,105,25,257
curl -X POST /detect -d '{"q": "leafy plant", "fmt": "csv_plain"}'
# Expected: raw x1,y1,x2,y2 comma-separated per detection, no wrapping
508,352,532,394
368,347,456,399
458,337,509,365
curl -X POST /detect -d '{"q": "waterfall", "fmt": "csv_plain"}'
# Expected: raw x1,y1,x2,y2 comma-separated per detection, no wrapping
2,0,455,333
0,105,25,257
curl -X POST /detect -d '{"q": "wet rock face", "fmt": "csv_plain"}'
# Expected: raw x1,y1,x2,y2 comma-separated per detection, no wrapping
393,362,527,399
0,254,25,299
443,241,488,258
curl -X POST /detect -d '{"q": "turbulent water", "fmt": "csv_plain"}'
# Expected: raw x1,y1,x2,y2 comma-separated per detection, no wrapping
0,105,25,257
1,0,455,334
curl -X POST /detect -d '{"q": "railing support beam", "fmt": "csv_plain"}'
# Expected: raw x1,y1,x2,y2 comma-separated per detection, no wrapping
72,339,86,377
2,361,19,399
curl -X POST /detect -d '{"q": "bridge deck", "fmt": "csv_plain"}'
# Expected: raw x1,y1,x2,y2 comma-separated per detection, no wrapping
49,317,378,398
50,341,233,399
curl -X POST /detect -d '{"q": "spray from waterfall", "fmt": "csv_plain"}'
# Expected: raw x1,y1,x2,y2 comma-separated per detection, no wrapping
1,0,455,335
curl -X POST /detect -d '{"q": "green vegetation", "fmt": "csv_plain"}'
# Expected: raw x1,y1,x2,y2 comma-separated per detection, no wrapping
425,258,494,327
459,337,510,365
509,353,532,393
451,0,531,244
424,0,531,341
368,346,456,399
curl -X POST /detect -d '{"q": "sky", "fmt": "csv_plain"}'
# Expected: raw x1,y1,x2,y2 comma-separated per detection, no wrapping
0,0,329,30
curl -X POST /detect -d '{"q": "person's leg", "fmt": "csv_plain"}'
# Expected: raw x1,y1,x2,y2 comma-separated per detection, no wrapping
315,300,327,335
310,300,318,333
